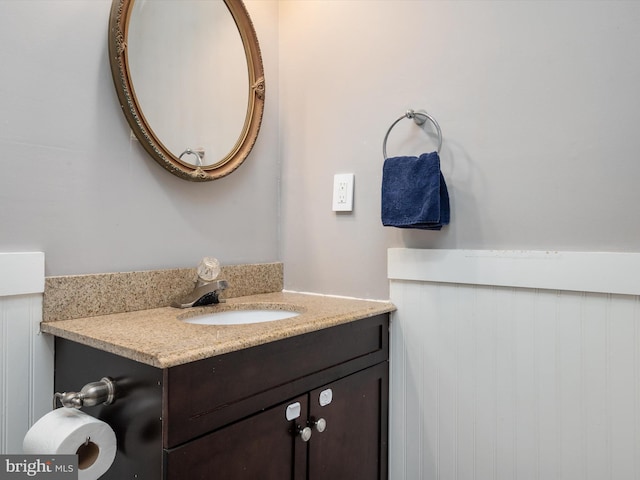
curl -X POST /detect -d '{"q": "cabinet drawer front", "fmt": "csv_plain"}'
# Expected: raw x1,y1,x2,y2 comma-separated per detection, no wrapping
165,314,388,447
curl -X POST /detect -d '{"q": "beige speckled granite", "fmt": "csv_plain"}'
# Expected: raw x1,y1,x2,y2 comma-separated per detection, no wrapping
44,263,283,322
40,291,395,368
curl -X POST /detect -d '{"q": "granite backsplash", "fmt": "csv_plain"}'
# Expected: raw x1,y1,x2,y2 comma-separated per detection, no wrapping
43,262,283,322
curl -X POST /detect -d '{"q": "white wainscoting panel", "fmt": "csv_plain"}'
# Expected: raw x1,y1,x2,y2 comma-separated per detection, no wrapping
0,252,52,454
389,249,640,480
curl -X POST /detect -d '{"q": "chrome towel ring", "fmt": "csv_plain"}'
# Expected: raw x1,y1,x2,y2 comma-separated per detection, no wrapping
382,109,443,159
179,147,204,167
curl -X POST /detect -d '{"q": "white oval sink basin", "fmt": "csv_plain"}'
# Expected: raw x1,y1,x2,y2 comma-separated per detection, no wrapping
181,309,300,326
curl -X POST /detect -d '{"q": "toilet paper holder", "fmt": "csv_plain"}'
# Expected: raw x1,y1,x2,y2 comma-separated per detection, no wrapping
53,377,116,410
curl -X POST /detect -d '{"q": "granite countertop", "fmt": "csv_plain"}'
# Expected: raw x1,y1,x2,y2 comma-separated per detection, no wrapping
40,291,395,369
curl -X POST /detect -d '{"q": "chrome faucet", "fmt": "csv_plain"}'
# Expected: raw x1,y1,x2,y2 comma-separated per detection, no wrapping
171,257,229,308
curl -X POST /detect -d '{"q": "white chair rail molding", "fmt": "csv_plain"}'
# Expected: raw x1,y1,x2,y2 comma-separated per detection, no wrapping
0,252,52,454
388,248,640,480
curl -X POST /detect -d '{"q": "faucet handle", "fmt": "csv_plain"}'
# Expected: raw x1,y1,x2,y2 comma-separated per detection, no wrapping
197,257,221,282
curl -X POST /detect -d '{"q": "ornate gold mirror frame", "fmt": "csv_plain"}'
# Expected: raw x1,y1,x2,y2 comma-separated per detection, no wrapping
108,0,265,182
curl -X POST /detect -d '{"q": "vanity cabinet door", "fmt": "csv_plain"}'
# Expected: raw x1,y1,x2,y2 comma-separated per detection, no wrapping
164,395,308,480
307,363,388,480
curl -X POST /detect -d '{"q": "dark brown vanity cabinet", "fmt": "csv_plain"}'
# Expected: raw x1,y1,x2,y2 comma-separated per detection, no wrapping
166,363,387,479
54,314,388,479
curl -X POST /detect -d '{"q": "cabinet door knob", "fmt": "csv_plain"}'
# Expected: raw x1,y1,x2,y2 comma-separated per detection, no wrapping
297,425,312,442
312,417,327,433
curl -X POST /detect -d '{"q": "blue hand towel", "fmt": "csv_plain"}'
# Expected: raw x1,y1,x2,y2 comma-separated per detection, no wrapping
381,152,450,230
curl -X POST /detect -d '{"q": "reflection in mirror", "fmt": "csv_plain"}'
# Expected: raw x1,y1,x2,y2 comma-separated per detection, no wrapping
108,0,265,181
128,1,248,167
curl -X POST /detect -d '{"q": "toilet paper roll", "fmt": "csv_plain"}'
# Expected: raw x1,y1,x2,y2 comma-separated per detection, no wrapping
23,407,117,480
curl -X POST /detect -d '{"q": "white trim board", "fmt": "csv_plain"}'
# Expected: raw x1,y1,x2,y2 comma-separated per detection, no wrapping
0,252,44,297
0,252,50,454
388,248,640,296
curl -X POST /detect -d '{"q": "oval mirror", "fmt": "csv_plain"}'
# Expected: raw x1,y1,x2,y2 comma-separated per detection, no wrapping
108,0,265,181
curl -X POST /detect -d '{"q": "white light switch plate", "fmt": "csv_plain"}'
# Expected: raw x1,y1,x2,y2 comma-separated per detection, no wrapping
332,173,354,212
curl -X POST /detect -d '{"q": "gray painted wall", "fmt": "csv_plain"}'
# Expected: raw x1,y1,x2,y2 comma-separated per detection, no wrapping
2,1,639,301
0,1,280,277
280,1,640,299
